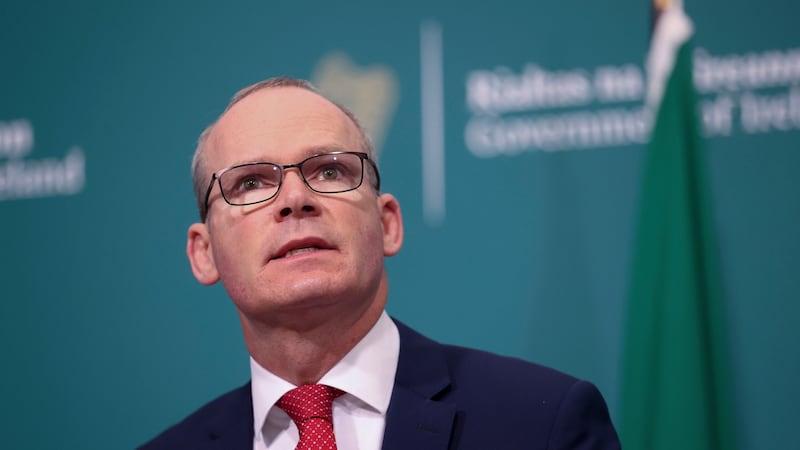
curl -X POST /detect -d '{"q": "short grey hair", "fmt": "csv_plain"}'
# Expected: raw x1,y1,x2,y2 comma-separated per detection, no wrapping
192,76,376,221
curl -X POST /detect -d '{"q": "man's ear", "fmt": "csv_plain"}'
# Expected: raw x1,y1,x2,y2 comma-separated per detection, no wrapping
187,223,220,285
378,193,404,257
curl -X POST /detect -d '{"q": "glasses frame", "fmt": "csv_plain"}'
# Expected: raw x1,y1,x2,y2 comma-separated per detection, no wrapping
202,151,381,220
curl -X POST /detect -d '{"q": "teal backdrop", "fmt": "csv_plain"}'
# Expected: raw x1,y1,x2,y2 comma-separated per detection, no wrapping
1,1,797,449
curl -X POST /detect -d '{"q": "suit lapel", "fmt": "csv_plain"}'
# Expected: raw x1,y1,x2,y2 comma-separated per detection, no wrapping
382,320,457,450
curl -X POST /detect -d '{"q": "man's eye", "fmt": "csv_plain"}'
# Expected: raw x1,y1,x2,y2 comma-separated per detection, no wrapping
240,176,262,190
321,166,340,180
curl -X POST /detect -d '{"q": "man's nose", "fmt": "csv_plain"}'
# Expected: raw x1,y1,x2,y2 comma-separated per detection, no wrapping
274,168,318,219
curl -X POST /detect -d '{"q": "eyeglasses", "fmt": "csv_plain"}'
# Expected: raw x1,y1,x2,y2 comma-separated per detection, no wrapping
202,151,380,220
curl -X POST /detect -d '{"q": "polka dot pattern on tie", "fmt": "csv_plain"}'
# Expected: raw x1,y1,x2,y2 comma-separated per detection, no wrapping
277,384,344,450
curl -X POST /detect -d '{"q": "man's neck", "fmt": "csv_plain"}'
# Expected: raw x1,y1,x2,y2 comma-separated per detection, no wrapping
239,284,387,386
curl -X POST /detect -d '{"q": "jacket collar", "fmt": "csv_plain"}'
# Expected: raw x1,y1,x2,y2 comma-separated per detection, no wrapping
199,382,254,450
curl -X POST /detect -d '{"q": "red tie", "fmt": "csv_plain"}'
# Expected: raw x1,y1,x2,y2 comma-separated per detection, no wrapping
276,384,344,450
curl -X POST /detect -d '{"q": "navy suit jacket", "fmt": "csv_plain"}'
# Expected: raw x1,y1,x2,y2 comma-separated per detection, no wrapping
140,320,620,449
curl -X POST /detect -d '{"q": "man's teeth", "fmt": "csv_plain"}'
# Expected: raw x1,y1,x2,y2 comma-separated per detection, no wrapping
285,246,320,257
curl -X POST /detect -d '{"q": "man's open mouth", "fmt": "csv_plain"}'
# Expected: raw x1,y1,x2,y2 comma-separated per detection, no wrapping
282,246,322,258
272,238,333,260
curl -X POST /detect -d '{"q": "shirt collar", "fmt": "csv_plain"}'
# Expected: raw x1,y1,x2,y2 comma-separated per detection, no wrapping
250,311,400,435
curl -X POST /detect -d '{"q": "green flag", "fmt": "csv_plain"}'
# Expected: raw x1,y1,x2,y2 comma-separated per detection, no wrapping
620,2,737,450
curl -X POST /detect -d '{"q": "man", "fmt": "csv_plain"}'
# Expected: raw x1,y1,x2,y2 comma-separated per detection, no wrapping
140,76,621,449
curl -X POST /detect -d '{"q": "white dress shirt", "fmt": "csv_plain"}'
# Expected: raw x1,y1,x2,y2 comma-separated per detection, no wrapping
251,311,400,450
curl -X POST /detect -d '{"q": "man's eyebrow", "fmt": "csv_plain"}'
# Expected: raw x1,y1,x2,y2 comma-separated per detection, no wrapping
222,145,354,168
303,144,350,155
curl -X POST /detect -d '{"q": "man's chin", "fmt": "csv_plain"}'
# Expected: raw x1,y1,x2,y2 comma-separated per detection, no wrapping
258,278,350,311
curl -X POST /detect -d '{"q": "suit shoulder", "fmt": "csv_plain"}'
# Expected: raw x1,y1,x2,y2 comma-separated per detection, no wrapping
138,382,252,450
442,341,580,389
395,319,578,389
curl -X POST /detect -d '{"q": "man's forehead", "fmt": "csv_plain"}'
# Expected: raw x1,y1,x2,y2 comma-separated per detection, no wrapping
208,87,361,163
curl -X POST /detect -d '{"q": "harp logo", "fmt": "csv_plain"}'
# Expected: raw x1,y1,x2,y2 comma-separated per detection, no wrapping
312,51,399,157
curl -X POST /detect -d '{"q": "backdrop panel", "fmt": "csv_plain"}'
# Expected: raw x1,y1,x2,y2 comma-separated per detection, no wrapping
1,1,797,449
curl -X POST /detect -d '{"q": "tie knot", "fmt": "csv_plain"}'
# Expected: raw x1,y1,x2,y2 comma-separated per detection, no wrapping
277,384,344,425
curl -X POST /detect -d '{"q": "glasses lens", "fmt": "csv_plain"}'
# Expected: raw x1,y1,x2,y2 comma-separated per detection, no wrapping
302,153,364,193
219,163,282,205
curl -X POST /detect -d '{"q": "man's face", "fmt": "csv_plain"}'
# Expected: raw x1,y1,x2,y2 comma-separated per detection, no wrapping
188,87,402,326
